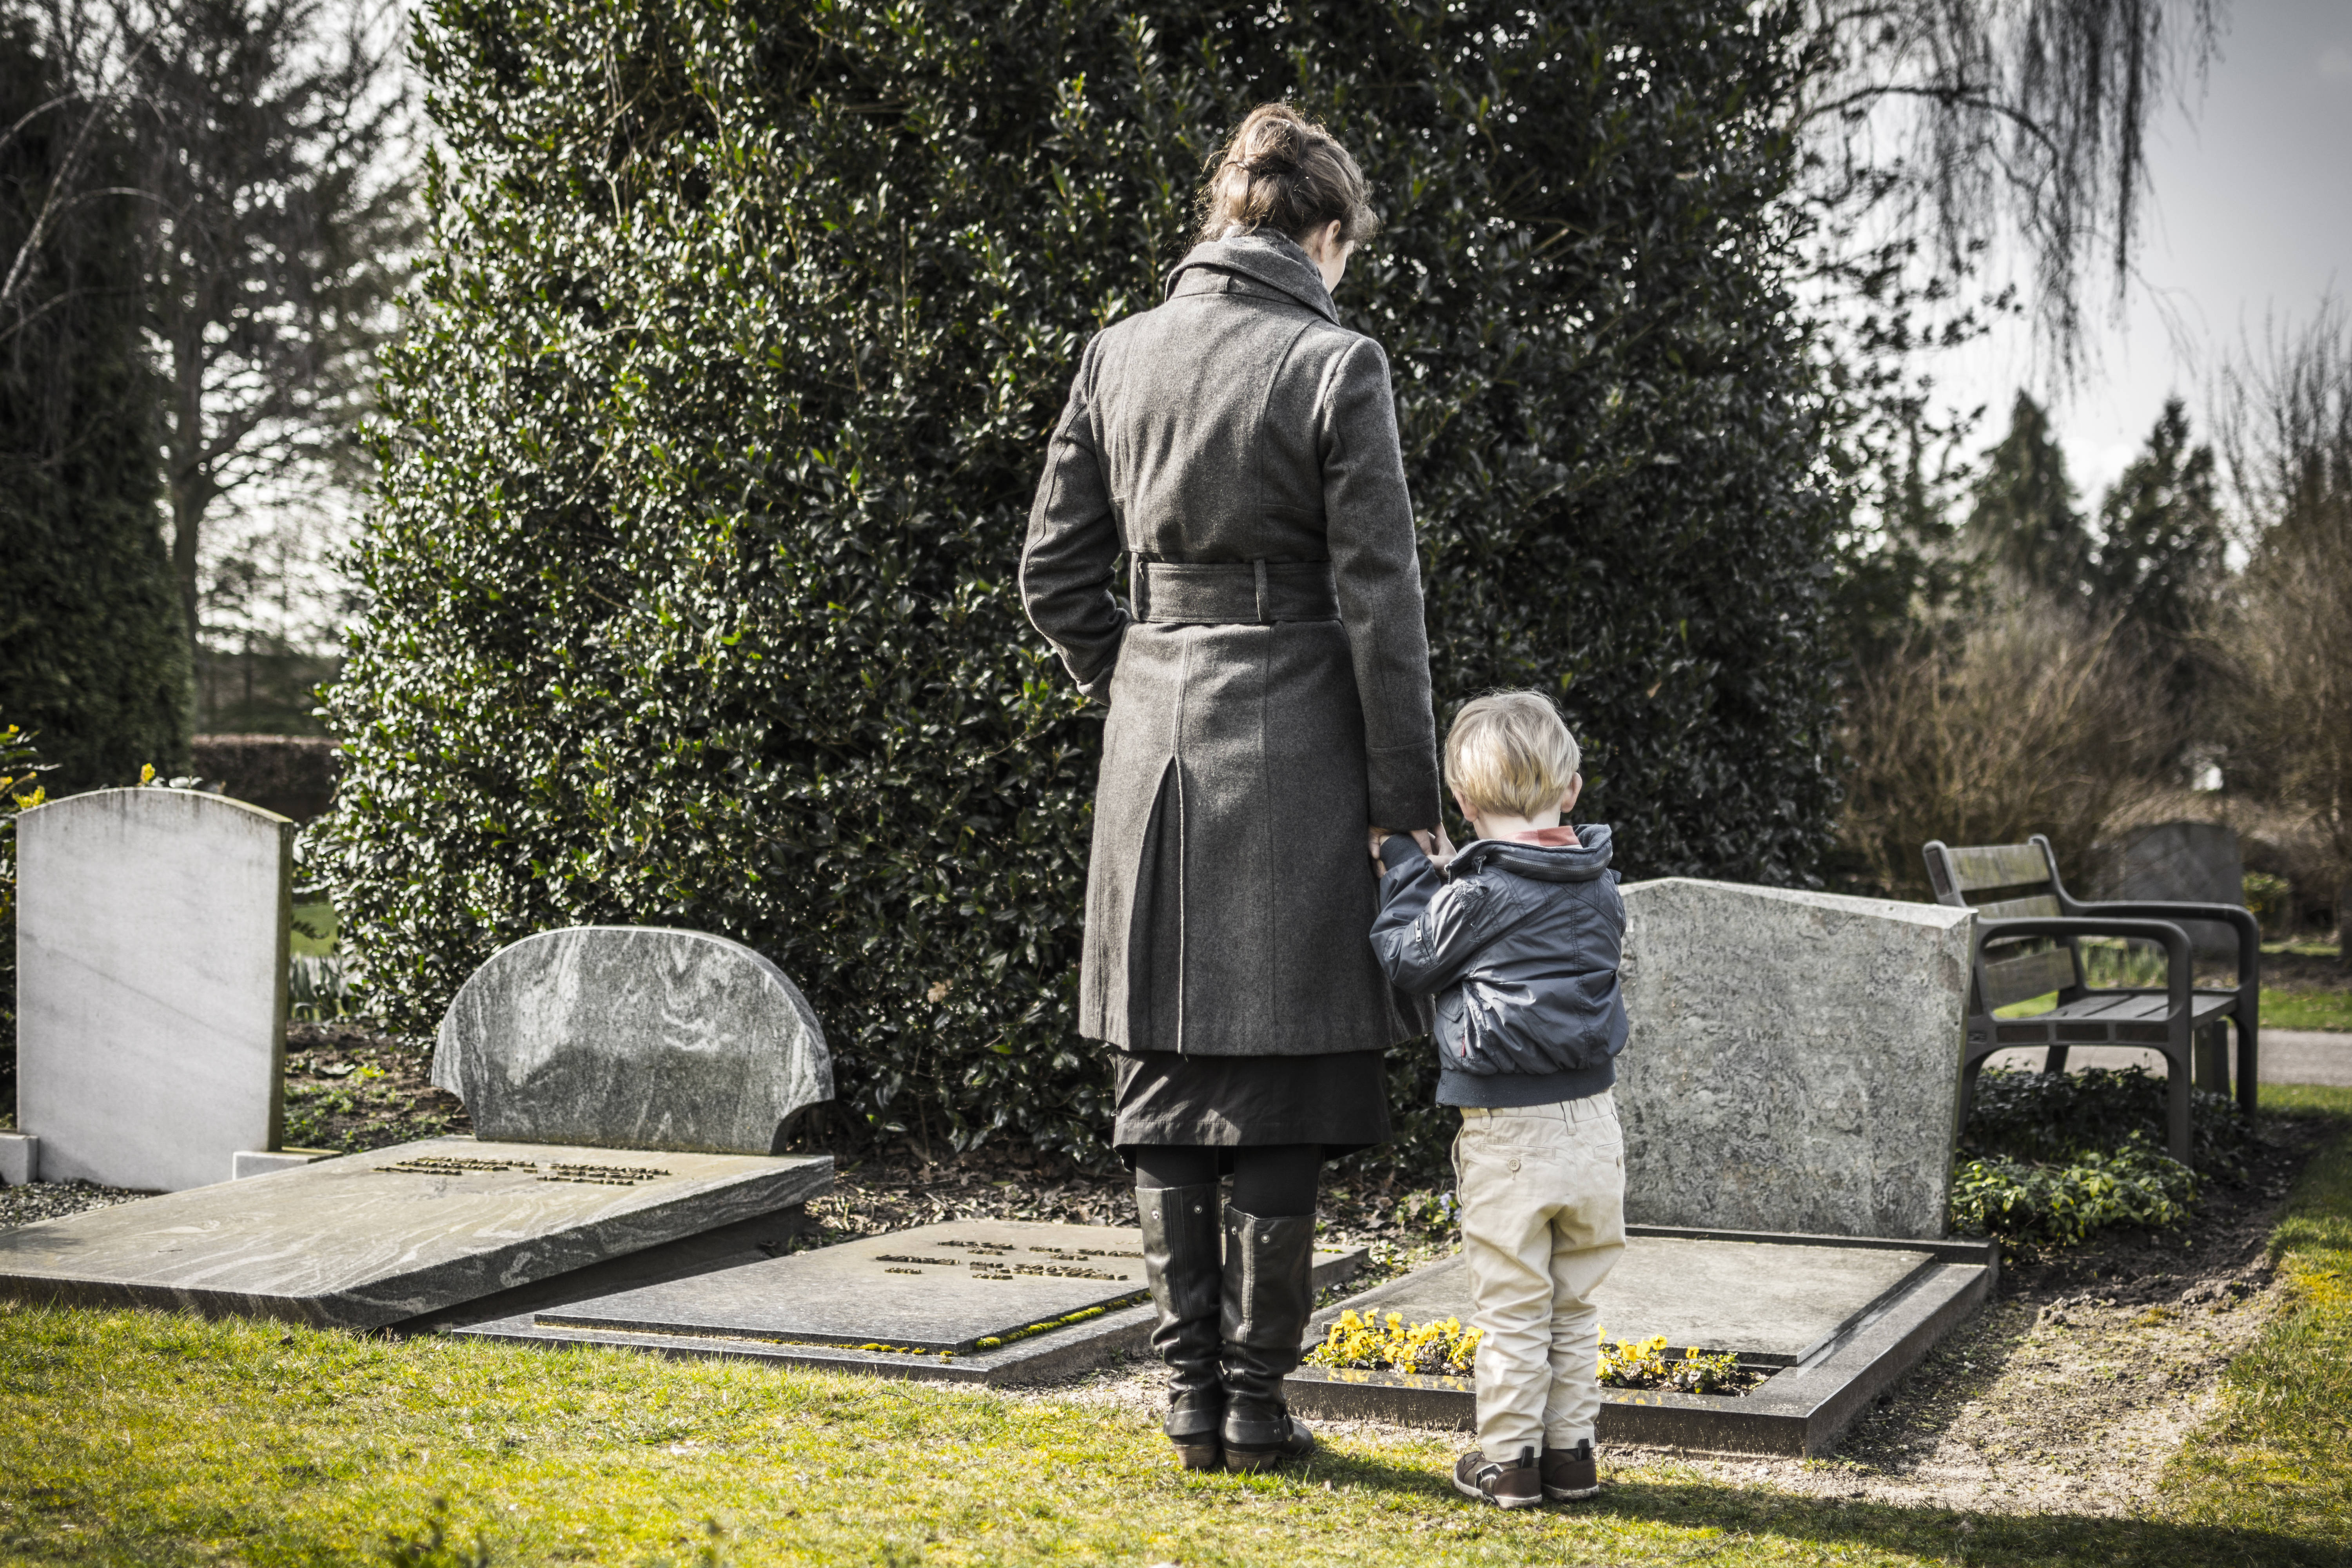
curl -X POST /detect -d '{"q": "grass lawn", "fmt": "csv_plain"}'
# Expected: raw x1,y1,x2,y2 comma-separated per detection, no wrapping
291,900,338,958
1994,987,2351,1030
2263,989,2352,1032
2160,1082,2352,1548
3,1098,2349,1566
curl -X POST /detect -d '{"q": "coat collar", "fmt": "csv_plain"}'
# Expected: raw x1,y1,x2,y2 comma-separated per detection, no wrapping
1450,823,1616,884
1163,231,1339,323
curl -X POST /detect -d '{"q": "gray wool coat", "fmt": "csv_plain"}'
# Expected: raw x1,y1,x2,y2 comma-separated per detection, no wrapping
1021,231,1443,1058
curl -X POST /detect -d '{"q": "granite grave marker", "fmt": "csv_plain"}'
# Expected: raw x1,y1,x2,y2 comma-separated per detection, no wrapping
452,1218,1368,1385
15,788,293,1191
2093,820,2246,960
0,1137,831,1327
1617,878,1973,1239
1285,1226,1998,1455
433,927,832,1153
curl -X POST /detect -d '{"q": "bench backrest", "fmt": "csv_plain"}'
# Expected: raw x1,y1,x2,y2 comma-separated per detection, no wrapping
1922,836,2082,1013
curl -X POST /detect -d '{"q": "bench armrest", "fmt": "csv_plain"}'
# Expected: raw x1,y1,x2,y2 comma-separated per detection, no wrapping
2067,899,2261,991
1976,916,2193,1022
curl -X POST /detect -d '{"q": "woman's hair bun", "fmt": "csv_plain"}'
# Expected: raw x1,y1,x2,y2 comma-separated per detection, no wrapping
1194,103,1377,250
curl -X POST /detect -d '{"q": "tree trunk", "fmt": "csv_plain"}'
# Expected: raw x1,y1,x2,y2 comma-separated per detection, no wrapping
167,342,209,719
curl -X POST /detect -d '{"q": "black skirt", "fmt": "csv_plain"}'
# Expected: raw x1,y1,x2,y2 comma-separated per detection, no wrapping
1111,1049,1391,1165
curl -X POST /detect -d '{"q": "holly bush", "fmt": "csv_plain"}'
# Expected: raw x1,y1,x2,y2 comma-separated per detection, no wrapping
317,0,1838,1161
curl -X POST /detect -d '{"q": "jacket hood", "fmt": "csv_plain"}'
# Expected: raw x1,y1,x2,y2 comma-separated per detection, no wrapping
1449,822,1615,884
1164,232,1339,323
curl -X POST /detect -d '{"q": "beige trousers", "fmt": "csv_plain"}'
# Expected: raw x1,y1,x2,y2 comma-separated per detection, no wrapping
1452,1092,1626,1455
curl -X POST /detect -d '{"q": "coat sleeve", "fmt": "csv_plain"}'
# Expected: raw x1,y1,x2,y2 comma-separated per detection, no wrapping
1370,837,1497,995
1319,336,1442,829
1020,337,1128,699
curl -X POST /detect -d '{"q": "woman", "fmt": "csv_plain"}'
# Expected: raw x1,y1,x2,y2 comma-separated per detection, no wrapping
1020,102,1444,1472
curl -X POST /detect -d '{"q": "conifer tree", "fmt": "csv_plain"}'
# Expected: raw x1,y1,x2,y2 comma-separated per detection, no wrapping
0,18,189,793
1968,392,2096,603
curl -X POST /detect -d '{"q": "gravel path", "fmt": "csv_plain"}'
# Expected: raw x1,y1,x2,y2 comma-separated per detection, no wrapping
0,1180,148,1230
1031,1112,2330,1518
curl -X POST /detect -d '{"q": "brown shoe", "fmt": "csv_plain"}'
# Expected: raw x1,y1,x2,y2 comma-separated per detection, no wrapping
1541,1439,1600,1501
1453,1447,1543,1509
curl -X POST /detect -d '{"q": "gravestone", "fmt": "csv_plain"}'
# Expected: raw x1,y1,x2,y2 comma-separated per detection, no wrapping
1318,1237,1938,1366
0,924,837,1326
1617,878,1972,1239
15,788,292,1191
2093,821,2245,961
536,1218,1157,1350
453,1218,1368,1386
0,1138,830,1327
1285,1225,1998,1455
433,927,831,1153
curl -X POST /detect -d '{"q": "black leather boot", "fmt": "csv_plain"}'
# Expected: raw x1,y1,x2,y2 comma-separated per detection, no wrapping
1138,1182,1224,1469
1218,1205,1318,1471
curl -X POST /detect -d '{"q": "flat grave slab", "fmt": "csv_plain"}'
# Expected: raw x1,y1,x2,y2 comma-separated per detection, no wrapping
451,1220,1368,1386
0,1136,832,1330
1285,1225,1997,1456
1328,1234,1936,1365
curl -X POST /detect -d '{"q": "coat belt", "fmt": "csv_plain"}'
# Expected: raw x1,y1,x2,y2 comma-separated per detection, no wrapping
1131,559,1340,624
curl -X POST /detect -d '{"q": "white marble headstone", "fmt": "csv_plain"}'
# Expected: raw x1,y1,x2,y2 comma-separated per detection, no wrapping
431,927,832,1154
1616,878,1973,1240
16,788,293,1192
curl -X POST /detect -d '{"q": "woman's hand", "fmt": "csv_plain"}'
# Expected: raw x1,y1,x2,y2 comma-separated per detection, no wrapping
1368,826,1446,873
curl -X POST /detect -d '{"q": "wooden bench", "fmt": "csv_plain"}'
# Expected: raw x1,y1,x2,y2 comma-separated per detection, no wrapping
1922,834,2259,1162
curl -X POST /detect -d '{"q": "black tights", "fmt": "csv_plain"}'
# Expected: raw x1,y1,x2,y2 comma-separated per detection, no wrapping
1130,1143,1321,1218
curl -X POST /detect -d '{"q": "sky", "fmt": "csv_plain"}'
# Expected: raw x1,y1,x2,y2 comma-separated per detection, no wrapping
1928,0,2352,508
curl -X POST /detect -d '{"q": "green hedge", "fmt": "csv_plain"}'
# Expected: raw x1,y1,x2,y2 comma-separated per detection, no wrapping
317,0,1836,1160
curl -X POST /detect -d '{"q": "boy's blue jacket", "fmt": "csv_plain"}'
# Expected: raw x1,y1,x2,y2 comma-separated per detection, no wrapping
1372,826,1629,1107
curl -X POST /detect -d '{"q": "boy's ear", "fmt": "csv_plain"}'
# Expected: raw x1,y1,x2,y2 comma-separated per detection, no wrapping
1560,774,1584,813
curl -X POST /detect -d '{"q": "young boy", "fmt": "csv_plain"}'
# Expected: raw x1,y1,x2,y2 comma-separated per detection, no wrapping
1370,690,1629,1509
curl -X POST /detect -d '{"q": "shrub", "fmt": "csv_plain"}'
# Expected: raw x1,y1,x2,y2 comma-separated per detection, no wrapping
317,0,1838,1158
1963,1064,2253,1180
1836,599,2175,900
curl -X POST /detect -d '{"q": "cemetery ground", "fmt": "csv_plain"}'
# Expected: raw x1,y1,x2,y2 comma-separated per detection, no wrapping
0,1083,2345,1565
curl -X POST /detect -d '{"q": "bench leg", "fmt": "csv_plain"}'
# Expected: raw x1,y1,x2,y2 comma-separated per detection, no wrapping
2167,1055,2193,1164
2044,1044,2072,1075
2194,1023,2230,1095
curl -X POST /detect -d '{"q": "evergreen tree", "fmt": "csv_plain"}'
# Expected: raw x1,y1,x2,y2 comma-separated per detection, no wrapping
0,18,189,793
2093,397,2225,644
1968,391,2096,602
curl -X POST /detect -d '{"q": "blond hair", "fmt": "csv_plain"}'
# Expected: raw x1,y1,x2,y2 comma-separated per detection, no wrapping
1445,691,1582,818
1193,102,1379,249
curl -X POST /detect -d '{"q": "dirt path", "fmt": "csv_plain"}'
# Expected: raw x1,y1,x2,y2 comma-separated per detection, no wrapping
1032,1116,2327,1517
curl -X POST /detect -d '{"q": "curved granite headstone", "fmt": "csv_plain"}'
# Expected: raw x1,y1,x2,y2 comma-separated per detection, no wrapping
432,927,832,1154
